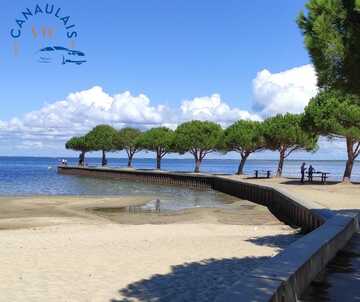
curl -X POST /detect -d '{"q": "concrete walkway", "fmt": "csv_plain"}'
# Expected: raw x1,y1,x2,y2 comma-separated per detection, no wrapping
225,176,360,211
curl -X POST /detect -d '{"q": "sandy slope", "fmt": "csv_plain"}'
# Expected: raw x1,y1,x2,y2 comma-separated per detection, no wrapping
0,195,297,301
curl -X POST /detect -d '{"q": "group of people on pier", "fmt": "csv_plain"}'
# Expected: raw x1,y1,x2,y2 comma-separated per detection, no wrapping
300,162,316,183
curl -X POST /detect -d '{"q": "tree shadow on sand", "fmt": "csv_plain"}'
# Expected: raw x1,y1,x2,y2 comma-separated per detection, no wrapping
110,233,302,302
279,179,340,186
110,256,269,302
246,232,302,249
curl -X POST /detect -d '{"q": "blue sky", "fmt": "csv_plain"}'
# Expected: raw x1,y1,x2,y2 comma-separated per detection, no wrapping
1,0,309,118
0,1,347,159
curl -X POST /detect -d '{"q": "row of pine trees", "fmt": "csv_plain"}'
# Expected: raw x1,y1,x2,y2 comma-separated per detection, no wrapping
66,113,318,177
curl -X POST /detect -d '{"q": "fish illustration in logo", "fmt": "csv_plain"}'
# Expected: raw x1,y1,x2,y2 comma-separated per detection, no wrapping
36,46,87,65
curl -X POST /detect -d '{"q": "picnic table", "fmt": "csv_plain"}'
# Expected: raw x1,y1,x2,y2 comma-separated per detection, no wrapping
307,171,330,184
254,170,272,179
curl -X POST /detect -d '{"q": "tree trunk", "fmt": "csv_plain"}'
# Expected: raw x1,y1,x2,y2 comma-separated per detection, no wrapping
237,154,249,175
127,153,133,168
194,159,202,173
101,150,107,166
276,149,285,177
156,152,161,170
343,137,355,183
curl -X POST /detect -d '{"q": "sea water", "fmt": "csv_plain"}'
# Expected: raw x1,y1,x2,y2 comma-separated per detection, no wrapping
0,157,359,196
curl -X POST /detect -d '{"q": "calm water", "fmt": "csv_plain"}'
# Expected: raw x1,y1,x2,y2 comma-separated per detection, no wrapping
0,157,359,196
0,156,245,210
300,250,360,301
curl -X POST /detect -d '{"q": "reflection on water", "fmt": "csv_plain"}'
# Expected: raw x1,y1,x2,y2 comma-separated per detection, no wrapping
92,193,237,214
134,195,235,212
300,250,360,301
93,203,163,215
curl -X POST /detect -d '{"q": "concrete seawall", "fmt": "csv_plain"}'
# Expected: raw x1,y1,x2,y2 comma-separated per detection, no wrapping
58,165,359,301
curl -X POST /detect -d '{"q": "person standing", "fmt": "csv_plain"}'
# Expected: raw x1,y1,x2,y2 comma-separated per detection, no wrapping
155,198,161,212
300,162,307,183
308,165,315,182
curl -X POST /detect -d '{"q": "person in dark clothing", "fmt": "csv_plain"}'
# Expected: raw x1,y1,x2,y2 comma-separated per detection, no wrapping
300,162,307,183
155,198,161,212
308,165,315,182
78,153,84,166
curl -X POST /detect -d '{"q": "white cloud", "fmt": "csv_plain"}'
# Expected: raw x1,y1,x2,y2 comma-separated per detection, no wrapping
1,66,346,159
17,141,44,150
180,94,261,126
252,64,318,117
0,86,259,154
0,86,170,143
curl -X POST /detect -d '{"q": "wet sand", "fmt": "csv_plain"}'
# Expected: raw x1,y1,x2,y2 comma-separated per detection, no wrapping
0,195,298,301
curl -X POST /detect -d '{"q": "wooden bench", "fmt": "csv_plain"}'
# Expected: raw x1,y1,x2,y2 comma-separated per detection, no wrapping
307,171,330,184
254,170,272,179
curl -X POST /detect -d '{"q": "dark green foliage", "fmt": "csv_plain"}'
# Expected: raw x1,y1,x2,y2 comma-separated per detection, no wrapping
298,0,360,181
174,120,223,173
85,124,117,151
65,136,91,166
297,0,360,94
137,127,175,169
85,124,117,166
65,136,91,153
263,113,318,177
303,89,360,180
223,120,265,175
114,127,142,167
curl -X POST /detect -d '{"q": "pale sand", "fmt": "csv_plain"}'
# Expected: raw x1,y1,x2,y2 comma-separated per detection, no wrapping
226,176,360,210
0,195,297,302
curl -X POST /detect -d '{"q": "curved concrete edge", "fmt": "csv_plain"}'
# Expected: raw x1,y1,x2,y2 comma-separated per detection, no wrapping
58,166,327,231
211,176,327,232
215,212,359,302
215,176,334,222
57,165,360,301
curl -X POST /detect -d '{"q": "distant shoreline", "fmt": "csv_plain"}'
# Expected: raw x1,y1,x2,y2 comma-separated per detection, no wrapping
0,155,358,162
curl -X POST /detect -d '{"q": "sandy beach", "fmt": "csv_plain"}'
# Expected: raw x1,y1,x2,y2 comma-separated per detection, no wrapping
0,195,297,302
